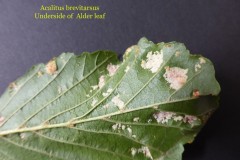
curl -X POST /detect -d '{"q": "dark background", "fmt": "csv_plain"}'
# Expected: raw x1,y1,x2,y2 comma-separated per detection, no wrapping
0,0,239,159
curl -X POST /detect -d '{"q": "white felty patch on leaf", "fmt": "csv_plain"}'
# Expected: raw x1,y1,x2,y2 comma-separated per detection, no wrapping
131,146,153,159
183,115,197,124
141,50,163,73
107,88,113,93
45,59,57,75
175,51,181,57
153,112,176,124
199,57,206,64
133,117,140,122
20,133,26,139
163,67,188,90
98,75,105,89
91,85,98,90
112,123,124,130
112,124,118,130
57,86,62,94
9,82,18,91
103,104,109,109
111,95,125,110
147,119,152,123
102,92,108,97
102,88,113,97
121,125,126,130
138,146,153,160
173,116,183,122
37,71,43,77
124,66,130,73
131,148,137,156
107,63,119,76
127,127,132,134
195,63,201,72
91,99,98,107
0,116,4,123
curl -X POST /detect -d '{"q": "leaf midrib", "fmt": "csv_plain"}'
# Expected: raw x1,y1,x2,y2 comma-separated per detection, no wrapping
0,97,199,136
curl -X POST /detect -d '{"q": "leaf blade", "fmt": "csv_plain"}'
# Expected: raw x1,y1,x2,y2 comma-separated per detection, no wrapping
0,38,220,160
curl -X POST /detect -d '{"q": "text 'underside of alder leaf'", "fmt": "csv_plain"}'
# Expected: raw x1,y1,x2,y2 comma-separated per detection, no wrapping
0,37,220,160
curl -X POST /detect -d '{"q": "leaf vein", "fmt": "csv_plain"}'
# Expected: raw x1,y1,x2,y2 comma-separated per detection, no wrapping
0,55,73,127
71,126,160,152
18,55,114,127
0,137,65,160
0,149,15,160
0,65,41,112
102,118,194,131
43,55,117,123
35,131,133,160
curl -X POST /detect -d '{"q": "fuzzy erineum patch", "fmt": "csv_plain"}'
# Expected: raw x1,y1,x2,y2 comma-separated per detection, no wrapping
141,50,163,73
199,57,206,64
91,99,98,107
138,146,153,160
133,117,140,122
121,125,126,130
153,112,176,124
183,115,197,124
173,116,183,122
37,71,43,77
91,85,98,90
195,63,201,72
111,95,125,110
103,104,109,109
107,63,119,76
98,75,105,89
193,89,200,97
112,123,119,130
147,119,152,123
45,59,57,75
107,88,113,93
125,47,133,55
112,123,126,131
175,51,181,57
102,92,108,97
130,146,153,159
131,148,137,156
153,111,199,126
102,88,113,97
124,66,130,73
0,116,4,124
132,135,136,138
9,82,18,91
127,127,132,134
163,67,188,90
20,133,27,139
58,86,62,94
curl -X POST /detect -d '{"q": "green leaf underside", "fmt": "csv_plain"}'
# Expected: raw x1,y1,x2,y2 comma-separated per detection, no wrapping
0,38,220,160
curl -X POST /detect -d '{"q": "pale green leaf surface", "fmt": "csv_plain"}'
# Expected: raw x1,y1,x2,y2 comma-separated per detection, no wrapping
0,38,220,160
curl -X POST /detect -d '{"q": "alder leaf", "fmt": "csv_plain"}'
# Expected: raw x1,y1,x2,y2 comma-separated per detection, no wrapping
0,38,220,160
